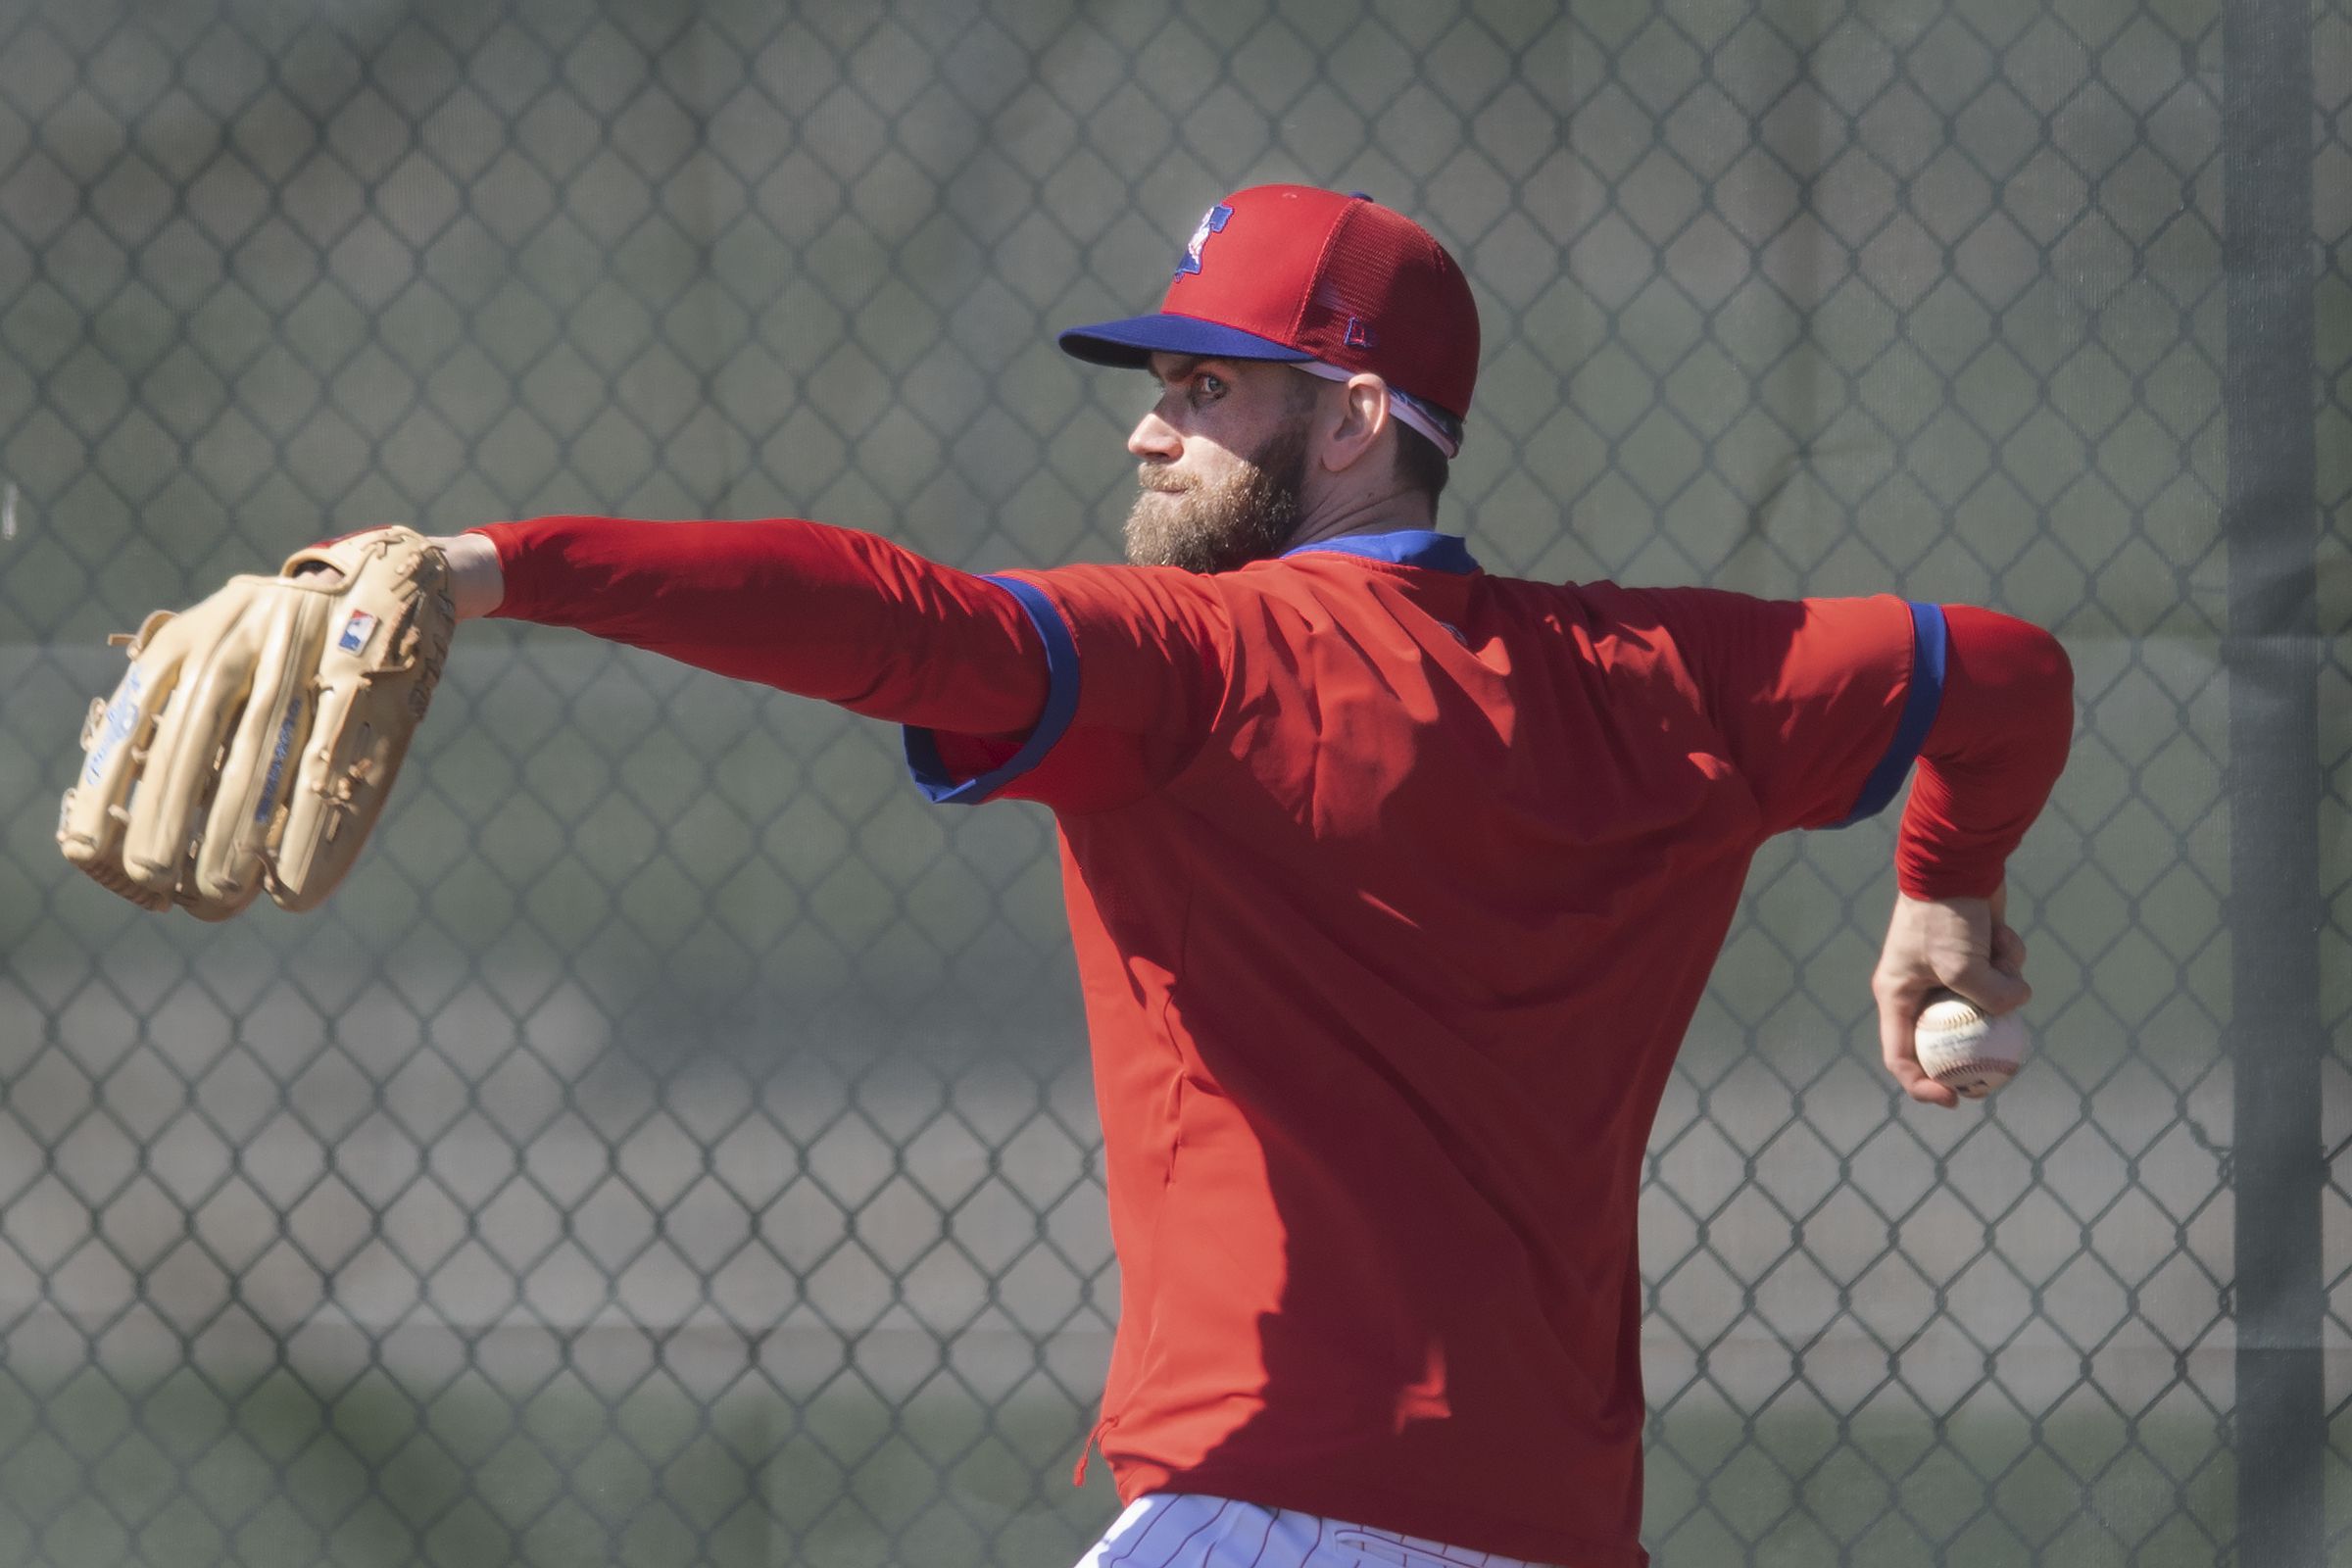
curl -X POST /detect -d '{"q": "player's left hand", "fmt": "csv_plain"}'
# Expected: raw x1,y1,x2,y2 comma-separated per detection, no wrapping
1872,888,2030,1108
57,525,456,918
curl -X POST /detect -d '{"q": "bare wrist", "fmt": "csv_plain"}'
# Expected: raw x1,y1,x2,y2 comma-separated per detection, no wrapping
431,531,505,619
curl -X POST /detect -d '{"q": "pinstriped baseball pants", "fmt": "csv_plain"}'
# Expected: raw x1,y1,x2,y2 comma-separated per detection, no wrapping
1073,1494,1568,1568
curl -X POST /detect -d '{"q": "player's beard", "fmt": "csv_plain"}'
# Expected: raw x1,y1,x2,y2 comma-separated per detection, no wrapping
1123,416,1311,574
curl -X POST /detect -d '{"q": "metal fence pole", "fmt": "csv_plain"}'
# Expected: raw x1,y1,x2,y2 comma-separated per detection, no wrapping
2222,0,2324,1559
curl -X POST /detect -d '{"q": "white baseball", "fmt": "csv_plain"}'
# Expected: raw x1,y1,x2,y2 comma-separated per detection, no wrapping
1913,989,2029,1100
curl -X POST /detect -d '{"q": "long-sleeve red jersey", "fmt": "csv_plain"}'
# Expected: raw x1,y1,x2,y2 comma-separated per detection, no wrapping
474,514,2072,1565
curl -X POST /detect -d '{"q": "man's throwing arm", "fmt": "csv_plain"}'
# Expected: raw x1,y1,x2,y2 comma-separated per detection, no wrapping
1873,605,2073,1104
1644,586,2073,1105
1895,605,2076,903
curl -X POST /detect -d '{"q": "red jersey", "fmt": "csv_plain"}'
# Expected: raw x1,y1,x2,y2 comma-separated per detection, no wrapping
477,517,2073,1568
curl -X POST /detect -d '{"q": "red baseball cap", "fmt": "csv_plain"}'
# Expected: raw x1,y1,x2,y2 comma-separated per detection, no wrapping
1058,184,1481,456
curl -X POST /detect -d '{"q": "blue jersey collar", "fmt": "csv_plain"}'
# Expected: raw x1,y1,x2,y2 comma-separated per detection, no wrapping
1281,529,1479,574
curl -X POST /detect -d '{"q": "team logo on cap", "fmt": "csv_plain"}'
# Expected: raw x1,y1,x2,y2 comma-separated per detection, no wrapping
1176,204,1232,276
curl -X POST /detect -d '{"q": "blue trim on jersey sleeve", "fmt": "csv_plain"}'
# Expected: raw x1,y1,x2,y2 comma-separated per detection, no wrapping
1281,529,1479,573
902,575,1080,806
1828,601,1949,828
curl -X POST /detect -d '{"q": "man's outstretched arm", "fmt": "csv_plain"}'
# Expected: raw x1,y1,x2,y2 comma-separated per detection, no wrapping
434,517,1238,813
1874,605,2074,1107
441,516,1051,735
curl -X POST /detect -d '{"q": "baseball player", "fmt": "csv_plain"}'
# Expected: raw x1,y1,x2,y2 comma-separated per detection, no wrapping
66,184,2072,1567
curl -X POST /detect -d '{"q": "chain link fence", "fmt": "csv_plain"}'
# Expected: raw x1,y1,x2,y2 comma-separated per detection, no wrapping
0,1,2335,1563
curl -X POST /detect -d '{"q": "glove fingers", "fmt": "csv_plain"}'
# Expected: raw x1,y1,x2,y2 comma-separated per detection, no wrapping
193,589,329,910
123,591,272,897
58,595,241,908
57,653,171,893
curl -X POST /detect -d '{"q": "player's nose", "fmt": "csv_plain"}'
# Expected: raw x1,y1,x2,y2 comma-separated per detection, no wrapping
1127,408,1180,462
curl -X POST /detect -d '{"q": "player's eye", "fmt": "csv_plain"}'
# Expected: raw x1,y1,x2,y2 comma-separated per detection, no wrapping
1189,371,1226,403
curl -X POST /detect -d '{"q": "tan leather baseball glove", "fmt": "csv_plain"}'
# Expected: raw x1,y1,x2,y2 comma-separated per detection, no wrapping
58,526,456,919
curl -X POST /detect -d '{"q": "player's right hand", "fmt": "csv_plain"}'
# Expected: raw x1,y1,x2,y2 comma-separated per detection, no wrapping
1871,888,2030,1108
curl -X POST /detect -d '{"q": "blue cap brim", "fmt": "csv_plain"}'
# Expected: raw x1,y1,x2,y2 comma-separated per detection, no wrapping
1056,313,1315,368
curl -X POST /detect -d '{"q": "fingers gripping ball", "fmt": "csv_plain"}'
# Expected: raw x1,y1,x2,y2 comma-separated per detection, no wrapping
1914,989,2031,1101
58,527,456,919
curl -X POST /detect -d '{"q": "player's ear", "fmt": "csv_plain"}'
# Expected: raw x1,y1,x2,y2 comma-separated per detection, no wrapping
1321,373,1391,474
